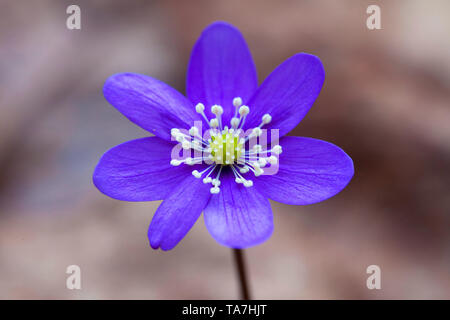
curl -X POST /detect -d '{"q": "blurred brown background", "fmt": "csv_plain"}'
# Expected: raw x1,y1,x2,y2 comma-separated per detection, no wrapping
0,0,449,299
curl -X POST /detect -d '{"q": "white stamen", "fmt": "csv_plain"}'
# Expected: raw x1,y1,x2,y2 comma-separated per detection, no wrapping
258,158,267,166
262,114,272,124
182,140,191,150
239,105,250,116
272,145,283,154
192,170,202,178
233,97,243,108
252,127,262,137
243,180,253,187
195,103,205,113
170,98,282,194
189,126,199,136
176,135,184,143
210,118,219,128
253,144,262,153
211,105,223,115
240,166,249,174
231,117,240,128
210,187,220,194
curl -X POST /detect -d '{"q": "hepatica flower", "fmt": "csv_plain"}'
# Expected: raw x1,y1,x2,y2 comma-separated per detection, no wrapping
93,22,354,251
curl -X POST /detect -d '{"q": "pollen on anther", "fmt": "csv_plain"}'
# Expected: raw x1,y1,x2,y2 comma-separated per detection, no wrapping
195,103,205,113
211,105,223,115
172,97,281,195
262,114,272,124
210,118,219,128
272,145,283,154
239,105,250,116
233,97,243,108
192,170,202,178
189,126,199,136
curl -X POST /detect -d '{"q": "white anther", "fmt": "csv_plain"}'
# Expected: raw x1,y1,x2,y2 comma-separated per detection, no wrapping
189,127,199,136
210,118,219,128
240,166,249,174
195,103,205,113
176,135,184,143
235,178,242,183
185,157,194,165
262,114,272,124
171,128,180,136
258,158,267,166
211,105,223,115
272,145,283,154
231,117,240,128
182,140,191,150
170,159,181,166
252,127,262,137
192,141,200,149
239,105,250,116
203,177,212,184
252,162,264,176
212,179,221,187
243,180,253,187
233,97,243,108
210,187,220,194
192,170,202,178
254,168,264,177
253,144,262,152
268,155,278,164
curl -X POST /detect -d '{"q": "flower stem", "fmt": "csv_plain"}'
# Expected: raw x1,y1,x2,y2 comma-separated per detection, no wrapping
233,249,251,300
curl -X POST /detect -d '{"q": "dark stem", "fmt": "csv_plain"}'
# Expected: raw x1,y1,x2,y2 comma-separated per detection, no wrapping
233,249,251,300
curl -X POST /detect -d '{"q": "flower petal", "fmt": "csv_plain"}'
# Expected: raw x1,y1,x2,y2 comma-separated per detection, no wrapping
254,136,354,205
103,73,200,141
203,169,273,248
187,21,258,126
148,175,211,250
93,137,195,201
245,53,325,137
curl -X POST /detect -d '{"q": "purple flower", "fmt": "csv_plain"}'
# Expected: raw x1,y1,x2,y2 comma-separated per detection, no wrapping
93,22,354,250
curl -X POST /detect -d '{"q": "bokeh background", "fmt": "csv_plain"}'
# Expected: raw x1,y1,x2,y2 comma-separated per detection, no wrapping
0,0,449,299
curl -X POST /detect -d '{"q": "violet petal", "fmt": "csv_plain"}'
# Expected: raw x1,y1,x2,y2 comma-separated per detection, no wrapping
254,136,354,205
187,21,258,126
103,73,200,141
148,175,211,250
93,137,198,201
245,53,324,137
203,169,273,248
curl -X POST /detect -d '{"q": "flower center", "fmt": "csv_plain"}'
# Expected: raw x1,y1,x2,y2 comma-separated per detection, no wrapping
170,97,282,194
209,127,244,165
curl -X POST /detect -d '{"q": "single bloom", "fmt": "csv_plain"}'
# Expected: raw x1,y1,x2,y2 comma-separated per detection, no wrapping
93,21,354,250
